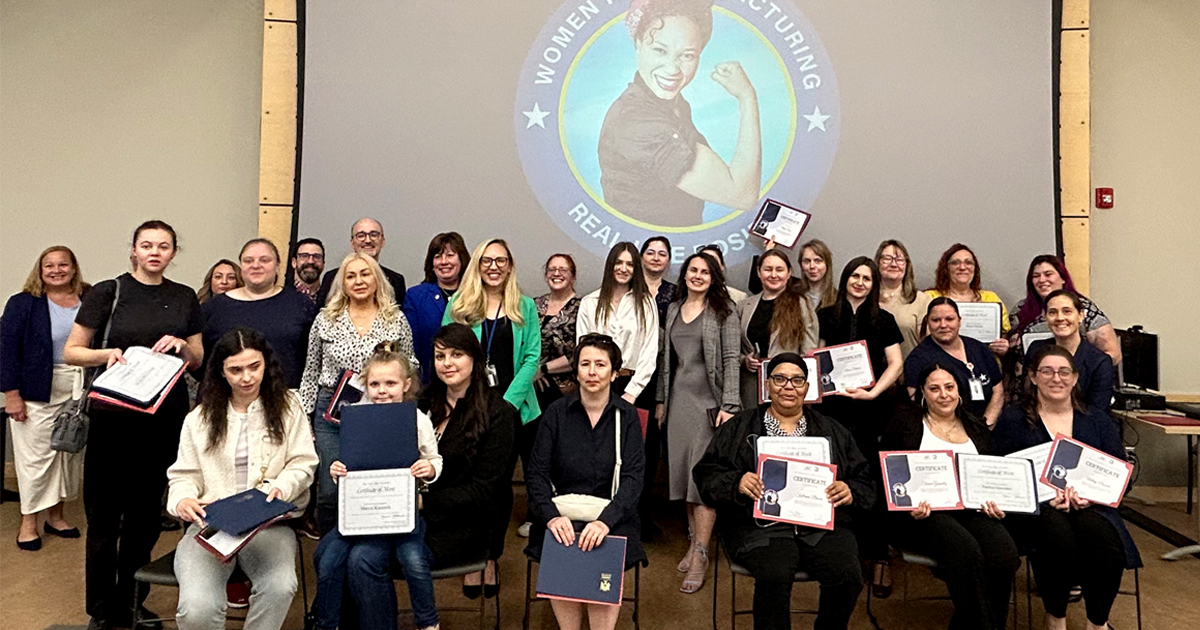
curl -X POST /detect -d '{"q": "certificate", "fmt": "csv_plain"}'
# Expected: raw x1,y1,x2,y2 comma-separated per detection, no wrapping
811,341,875,393
753,454,836,530
338,468,417,536
880,451,963,511
756,435,831,464
758,356,821,403
957,302,1002,343
1041,435,1133,508
89,346,187,413
748,199,812,249
956,453,1040,514
1005,443,1057,503
1021,332,1055,352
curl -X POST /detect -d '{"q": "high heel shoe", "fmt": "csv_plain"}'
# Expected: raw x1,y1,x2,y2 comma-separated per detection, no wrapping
680,546,709,594
871,561,893,599
462,583,482,600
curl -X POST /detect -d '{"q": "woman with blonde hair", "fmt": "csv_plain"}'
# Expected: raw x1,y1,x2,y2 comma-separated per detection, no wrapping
2,246,88,550
799,239,837,311
876,239,931,359
298,252,417,534
443,238,541,595
196,259,242,304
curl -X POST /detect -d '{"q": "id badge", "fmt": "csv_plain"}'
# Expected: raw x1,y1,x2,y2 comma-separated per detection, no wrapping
485,362,499,387
969,377,985,401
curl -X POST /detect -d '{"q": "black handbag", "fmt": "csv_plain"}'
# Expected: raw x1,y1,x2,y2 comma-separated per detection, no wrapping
50,279,119,453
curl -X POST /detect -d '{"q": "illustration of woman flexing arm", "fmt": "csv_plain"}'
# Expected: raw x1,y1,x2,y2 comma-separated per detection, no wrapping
598,0,762,228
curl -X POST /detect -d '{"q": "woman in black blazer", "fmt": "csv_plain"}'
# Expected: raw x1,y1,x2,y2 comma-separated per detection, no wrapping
1,246,88,551
881,364,1018,630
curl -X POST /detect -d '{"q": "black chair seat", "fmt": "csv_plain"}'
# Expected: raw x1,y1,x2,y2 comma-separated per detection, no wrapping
389,559,488,581
133,551,179,587
726,559,810,581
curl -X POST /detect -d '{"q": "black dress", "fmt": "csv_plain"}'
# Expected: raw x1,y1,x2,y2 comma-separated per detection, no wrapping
525,395,647,568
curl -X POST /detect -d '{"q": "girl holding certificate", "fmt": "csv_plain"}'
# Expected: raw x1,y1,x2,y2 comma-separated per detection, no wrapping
315,343,443,630
64,220,205,629
881,365,1019,630
992,345,1140,630
168,327,318,630
737,249,818,409
1022,290,1114,413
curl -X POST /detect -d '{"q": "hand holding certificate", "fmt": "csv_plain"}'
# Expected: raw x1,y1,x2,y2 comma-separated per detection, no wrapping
881,451,963,511
1041,435,1133,508
756,436,831,465
338,468,417,536
956,454,1039,514
957,302,1003,343
89,346,187,414
748,199,812,249
811,341,875,394
753,455,838,530
1005,443,1057,503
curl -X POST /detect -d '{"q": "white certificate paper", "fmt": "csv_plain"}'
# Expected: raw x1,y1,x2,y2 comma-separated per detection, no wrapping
1005,443,1057,503
1041,436,1133,508
91,346,185,404
758,357,821,404
753,455,836,530
812,341,875,393
756,436,831,464
956,454,1039,514
957,302,1003,343
749,199,812,249
880,451,963,511
338,468,417,536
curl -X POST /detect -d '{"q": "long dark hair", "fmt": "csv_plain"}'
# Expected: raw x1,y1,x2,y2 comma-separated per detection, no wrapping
596,242,652,330
1014,254,1081,335
832,256,882,326
419,324,492,451
198,327,289,452
673,252,732,322
422,232,470,285
1021,344,1086,426
932,243,981,296
914,362,988,434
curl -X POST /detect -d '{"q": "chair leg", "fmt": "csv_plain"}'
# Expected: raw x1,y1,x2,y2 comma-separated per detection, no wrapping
1135,567,1142,630
131,584,141,630
493,565,501,630
1026,560,1033,630
712,548,720,630
523,558,533,630
297,536,309,616
632,564,641,630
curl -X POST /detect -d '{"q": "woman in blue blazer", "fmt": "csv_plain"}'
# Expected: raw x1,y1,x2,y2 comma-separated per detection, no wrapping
1,246,88,550
404,232,470,383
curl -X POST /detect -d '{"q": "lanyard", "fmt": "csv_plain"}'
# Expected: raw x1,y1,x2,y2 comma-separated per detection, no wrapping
483,301,503,362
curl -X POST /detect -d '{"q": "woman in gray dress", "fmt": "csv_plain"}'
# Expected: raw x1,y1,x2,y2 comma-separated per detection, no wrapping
656,252,741,594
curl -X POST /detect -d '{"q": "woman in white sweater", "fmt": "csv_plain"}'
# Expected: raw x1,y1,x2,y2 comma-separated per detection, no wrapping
167,327,318,630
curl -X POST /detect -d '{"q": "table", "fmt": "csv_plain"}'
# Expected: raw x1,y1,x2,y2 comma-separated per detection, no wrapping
1115,408,1200,560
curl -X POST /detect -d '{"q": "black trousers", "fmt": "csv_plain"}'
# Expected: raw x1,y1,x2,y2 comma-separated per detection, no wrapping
891,511,1019,630
735,528,863,630
492,411,536,560
818,394,892,561
632,373,661,529
1027,508,1126,624
83,399,185,620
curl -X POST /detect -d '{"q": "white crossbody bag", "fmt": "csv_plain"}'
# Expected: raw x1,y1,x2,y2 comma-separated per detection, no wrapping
551,410,623,522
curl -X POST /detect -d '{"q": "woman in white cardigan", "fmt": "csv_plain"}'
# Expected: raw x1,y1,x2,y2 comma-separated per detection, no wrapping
167,327,318,630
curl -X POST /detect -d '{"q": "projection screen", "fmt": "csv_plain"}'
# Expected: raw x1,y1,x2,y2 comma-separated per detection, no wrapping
299,0,1055,302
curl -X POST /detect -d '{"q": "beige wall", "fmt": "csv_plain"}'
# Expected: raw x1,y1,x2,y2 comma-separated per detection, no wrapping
0,0,265,299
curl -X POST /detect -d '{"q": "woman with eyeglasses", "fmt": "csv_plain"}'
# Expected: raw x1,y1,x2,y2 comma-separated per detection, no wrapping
1012,255,1121,365
404,232,471,383
1022,290,1114,413
992,345,1140,630
903,298,1005,427
444,238,541,594
737,250,817,410
875,240,931,359
926,244,1010,356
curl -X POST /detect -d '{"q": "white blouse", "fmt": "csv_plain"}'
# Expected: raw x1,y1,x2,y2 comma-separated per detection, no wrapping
919,422,979,455
576,290,659,399
298,309,417,413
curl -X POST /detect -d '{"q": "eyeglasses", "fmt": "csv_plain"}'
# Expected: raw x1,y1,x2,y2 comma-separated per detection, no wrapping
546,266,572,275
948,259,976,269
769,375,809,389
480,256,510,269
354,231,383,241
1036,367,1076,379
878,255,907,265
295,252,324,262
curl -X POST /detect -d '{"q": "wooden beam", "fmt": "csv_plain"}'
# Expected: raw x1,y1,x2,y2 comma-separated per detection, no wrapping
1059,1,1090,292
256,3,299,267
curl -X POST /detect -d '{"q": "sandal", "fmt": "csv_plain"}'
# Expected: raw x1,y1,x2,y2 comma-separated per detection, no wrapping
680,546,709,594
677,549,692,573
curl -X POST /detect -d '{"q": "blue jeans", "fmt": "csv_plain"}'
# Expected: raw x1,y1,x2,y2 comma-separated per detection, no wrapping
313,516,437,630
311,388,339,535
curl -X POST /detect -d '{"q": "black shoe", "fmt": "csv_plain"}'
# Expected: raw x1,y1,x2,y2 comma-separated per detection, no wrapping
462,584,482,600
44,522,81,538
160,516,181,532
86,616,111,630
16,536,42,551
483,583,500,599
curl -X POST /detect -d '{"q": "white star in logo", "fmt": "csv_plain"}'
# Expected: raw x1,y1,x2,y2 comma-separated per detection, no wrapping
523,102,550,129
803,106,831,132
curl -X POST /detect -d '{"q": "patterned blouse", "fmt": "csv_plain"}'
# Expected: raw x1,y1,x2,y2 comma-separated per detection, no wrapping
1013,295,1110,337
764,410,808,437
298,308,417,413
535,293,581,391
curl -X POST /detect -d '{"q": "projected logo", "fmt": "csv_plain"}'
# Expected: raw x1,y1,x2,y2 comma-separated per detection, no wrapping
515,0,838,265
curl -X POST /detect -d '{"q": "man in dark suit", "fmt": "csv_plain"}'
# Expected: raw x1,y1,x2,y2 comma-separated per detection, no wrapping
315,217,407,307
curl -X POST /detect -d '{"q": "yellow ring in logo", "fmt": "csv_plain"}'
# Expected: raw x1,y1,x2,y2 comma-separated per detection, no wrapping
558,8,798,234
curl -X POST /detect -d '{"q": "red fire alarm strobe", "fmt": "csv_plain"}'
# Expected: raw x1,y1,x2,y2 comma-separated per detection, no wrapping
1096,188,1114,209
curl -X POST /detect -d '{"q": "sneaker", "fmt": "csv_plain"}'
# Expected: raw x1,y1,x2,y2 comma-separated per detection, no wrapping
517,521,532,538
227,580,251,609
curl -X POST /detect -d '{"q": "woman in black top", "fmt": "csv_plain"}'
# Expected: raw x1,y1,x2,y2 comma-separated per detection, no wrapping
881,364,1018,630
526,334,646,630
63,220,204,630
1022,290,1113,413
638,236,675,540
815,256,903,596
903,298,1005,426
598,0,762,226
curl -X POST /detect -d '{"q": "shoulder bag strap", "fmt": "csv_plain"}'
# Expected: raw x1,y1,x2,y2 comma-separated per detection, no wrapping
84,279,121,391
611,409,622,499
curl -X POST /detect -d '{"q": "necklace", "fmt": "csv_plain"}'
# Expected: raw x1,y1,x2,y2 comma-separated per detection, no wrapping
924,414,962,441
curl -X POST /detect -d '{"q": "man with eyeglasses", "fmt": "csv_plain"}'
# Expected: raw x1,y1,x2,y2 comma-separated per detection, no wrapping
314,218,408,307
291,237,326,303
693,353,874,630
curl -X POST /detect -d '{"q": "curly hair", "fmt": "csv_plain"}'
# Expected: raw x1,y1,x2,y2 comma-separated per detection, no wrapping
630,0,714,47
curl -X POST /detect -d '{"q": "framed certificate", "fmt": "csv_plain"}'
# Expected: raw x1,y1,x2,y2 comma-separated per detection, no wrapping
758,356,821,403
810,341,875,393
1040,435,1134,508
880,451,963,511
338,468,418,536
756,436,831,465
1004,443,1057,503
956,453,1040,515
957,302,1002,343
753,454,837,530
748,198,812,249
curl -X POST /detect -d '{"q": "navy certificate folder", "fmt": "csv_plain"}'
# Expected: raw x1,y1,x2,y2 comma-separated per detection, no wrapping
202,489,296,536
339,401,420,471
536,534,627,605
